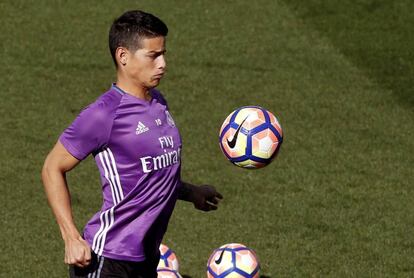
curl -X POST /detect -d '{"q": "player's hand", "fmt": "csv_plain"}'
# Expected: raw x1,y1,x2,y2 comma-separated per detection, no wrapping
64,236,91,268
191,184,223,212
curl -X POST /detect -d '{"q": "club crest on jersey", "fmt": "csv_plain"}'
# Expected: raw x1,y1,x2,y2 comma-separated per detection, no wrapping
165,110,175,127
136,121,149,135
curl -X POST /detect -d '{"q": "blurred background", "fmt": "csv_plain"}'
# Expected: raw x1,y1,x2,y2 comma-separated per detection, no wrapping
0,0,413,277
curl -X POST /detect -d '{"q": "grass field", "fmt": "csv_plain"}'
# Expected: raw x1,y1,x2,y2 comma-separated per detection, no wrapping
1,0,413,277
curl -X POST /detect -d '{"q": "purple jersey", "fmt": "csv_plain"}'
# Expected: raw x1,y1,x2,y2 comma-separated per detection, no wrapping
59,84,182,261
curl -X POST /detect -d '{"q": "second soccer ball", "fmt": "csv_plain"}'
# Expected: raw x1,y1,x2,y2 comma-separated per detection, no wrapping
158,243,179,271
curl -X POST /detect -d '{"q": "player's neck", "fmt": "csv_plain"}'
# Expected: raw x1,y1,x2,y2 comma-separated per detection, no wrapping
116,77,151,101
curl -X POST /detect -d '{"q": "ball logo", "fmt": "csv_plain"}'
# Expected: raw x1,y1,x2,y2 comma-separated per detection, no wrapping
165,110,175,127
226,116,248,149
214,248,226,264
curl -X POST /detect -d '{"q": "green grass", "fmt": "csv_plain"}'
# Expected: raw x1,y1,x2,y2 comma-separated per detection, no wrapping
0,0,413,277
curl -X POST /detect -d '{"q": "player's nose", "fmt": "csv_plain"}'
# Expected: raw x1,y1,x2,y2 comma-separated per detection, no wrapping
158,55,166,70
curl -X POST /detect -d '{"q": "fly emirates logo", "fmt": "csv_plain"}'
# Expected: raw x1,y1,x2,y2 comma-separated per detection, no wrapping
140,136,181,173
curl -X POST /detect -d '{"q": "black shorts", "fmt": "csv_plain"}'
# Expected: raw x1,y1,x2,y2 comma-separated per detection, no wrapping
69,252,159,278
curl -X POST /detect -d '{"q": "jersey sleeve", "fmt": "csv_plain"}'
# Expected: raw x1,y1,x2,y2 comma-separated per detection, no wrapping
59,102,112,160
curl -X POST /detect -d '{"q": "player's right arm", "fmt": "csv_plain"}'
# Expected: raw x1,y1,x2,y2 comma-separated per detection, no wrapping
41,141,91,268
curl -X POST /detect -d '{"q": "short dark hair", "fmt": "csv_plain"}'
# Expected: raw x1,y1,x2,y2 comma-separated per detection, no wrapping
109,10,168,67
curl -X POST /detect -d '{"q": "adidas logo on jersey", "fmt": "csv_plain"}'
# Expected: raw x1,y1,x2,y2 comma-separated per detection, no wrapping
135,122,149,135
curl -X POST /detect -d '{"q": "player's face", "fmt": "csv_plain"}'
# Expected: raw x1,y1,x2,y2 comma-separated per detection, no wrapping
125,36,167,89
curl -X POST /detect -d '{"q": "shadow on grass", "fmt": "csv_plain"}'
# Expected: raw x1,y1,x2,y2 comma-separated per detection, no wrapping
284,0,414,108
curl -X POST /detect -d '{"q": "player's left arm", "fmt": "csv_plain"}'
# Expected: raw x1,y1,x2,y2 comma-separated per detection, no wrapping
178,182,223,211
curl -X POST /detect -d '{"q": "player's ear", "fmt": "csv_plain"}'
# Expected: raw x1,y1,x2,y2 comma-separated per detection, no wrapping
115,47,128,66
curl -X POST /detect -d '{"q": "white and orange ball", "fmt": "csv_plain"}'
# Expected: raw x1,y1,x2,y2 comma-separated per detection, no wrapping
158,243,179,271
219,106,283,169
207,243,260,278
157,268,182,278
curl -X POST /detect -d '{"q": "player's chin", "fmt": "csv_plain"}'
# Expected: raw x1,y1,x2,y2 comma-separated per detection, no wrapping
149,78,162,87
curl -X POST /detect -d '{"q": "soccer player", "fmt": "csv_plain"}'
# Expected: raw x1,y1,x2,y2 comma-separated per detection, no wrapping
41,10,223,278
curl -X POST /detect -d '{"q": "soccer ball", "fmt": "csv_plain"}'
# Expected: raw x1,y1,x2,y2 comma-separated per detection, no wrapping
157,268,182,278
219,106,283,169
207,243,260,278
158,243,179,271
